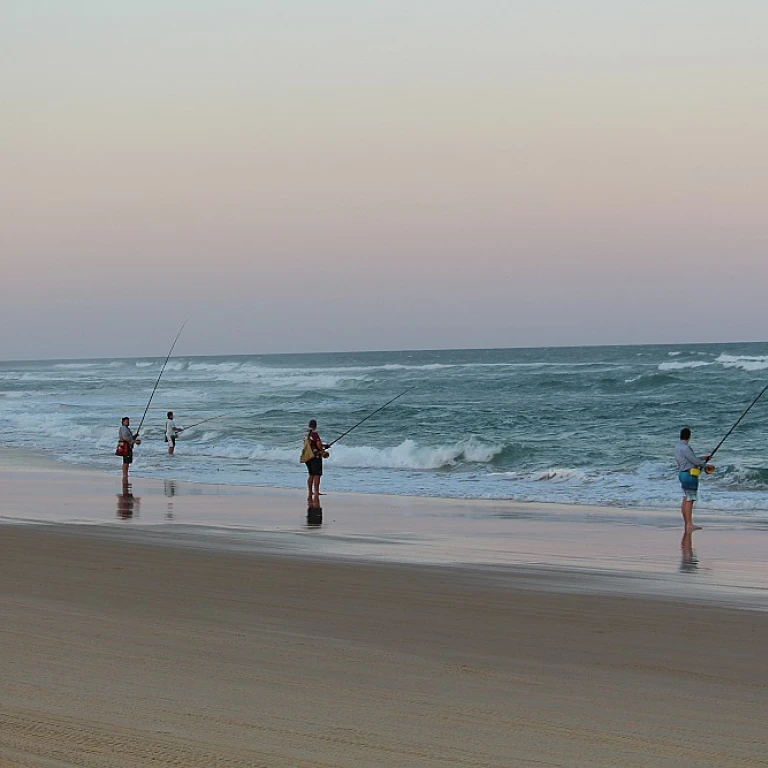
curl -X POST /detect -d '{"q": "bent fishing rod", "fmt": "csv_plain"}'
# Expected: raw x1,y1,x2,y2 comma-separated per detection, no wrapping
135,321,187,438
326,387,414,448
707,380,768,461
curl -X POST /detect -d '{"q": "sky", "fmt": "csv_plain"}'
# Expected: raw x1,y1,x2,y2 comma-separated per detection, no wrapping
2,1,767,360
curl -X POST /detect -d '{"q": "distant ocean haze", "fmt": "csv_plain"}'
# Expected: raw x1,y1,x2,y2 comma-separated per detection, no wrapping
1,343,768,521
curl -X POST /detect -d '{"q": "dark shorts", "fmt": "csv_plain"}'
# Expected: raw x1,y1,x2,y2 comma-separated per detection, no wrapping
168,436,176,446
305,457,323,477
123,450,133,465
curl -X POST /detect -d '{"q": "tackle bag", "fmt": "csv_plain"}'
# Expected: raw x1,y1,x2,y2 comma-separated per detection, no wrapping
115,441,129,457
299,437,314,463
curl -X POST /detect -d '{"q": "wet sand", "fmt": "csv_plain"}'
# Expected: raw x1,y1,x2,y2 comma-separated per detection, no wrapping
2,456,768,603
1,460,768,765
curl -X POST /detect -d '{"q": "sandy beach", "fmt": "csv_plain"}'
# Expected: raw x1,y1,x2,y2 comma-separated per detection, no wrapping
1,460,768,766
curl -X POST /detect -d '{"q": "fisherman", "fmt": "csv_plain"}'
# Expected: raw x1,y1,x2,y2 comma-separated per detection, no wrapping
303,419,329,506
118,416,140,481
165,410,184,456
675,427,713,532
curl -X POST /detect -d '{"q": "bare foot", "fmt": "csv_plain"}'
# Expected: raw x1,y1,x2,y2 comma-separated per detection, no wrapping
685,525,702,532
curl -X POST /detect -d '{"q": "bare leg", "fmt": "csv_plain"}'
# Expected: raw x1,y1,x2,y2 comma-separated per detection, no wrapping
307,475,313,504
168,444,174,456
122,463,129,481
681,498,702,532
311,475,321,507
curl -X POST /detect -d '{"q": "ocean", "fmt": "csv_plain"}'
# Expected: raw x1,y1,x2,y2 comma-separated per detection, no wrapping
2,342,768,521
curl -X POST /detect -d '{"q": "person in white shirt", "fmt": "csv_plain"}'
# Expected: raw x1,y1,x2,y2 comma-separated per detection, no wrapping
165,411,184,456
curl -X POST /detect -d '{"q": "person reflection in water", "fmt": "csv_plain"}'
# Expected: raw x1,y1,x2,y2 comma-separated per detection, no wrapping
680,529,698,573
164,479,177,519
306,504,322,527
117,480,140,519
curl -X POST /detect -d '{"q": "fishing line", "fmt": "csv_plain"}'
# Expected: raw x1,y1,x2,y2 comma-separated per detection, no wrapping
708,380,768,461
135,321,187,437
183,413,233,430
326,387,415,448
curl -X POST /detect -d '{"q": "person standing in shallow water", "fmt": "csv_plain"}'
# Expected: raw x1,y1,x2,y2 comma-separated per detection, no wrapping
118,416,140,481
303,419,329,506
165,411,184,456
674,427,713,532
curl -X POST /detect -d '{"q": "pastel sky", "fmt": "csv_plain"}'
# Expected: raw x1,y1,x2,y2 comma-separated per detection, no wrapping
2,1,767,359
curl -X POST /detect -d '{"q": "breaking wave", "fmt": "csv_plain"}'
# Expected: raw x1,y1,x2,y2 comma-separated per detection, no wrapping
716,354,768,372
657,360,710,371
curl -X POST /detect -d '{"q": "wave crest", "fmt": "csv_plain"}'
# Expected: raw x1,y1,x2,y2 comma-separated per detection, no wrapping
716,354,768,372
328,437,504,469
657,361,709,371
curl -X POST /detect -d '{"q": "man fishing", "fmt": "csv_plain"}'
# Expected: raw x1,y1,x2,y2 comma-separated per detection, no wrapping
300,388,413,505
165,411,184,456
674,380,768,533
675,427,713,532
118,417,141,481
303,419,329,507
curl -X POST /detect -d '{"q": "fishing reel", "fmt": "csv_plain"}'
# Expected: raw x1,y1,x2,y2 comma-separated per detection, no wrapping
704,464,715,475
322,451,330,459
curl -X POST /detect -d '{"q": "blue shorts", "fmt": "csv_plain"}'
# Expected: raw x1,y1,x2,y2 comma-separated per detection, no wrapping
679,471,698,501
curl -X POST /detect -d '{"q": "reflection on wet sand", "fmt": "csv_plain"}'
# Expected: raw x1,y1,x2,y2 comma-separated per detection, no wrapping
164,479,177,520
680,530,698,573
117,481,140,520
306,505,323,527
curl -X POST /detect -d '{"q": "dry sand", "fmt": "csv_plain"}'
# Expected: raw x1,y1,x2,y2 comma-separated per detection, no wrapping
2,519,768,767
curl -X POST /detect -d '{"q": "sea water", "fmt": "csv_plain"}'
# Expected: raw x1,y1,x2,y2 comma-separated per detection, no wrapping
1,343,768,519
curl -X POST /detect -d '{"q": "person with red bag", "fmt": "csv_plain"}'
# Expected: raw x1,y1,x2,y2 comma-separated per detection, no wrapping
303,419,329,506
117,416,141,481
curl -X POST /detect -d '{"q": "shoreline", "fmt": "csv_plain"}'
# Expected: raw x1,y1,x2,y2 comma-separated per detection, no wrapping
2,444,761,525
1,448,767,610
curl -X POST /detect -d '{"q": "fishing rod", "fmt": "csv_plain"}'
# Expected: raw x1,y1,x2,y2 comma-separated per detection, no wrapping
707,380,768,461
326,387,414,448
182,413,233,430
135,322,187,437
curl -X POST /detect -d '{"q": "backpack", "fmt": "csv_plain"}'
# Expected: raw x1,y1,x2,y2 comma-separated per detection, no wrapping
300,435,314,463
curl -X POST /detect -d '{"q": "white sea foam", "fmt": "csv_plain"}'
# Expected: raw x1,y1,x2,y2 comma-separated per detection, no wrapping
184,361,371,388
657,361,710,371
328,437,503,470
187,362,242,373
716,354,768,372
489,468,589,484
181,437,504,471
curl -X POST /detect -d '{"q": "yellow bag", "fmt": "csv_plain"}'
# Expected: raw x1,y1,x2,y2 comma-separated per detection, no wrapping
300,437,314,463
689,467,701,478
